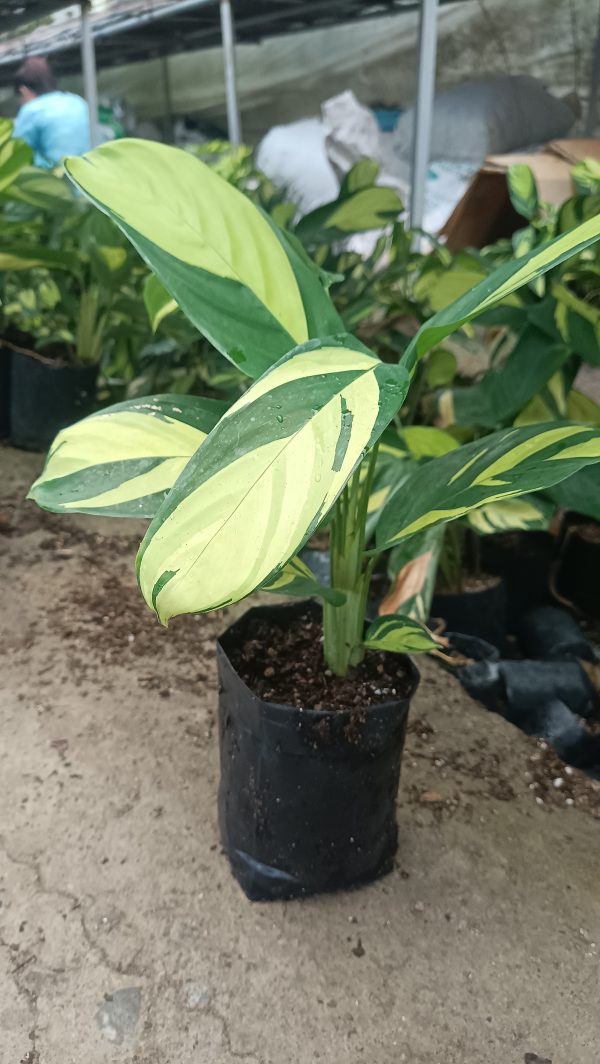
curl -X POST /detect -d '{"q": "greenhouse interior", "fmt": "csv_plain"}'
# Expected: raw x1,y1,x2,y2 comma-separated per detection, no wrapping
2,1,600,1061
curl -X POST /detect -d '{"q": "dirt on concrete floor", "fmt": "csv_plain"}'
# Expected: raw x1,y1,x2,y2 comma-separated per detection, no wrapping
1,444,599,1064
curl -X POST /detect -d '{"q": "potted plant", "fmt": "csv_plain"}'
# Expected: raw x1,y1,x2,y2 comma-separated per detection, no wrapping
0,117,33,436
0,161,146,449
28,140,600,900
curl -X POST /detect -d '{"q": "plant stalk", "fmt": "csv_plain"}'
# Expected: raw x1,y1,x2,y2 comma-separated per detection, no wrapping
322,445,379,677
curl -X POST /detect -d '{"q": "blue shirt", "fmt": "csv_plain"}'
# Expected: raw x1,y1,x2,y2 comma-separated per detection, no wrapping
14,91,91,168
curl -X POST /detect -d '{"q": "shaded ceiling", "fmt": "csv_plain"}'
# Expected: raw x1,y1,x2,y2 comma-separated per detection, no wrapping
0,1,468,81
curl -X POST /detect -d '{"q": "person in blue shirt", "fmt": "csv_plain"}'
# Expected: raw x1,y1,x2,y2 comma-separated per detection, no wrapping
13,57,91,169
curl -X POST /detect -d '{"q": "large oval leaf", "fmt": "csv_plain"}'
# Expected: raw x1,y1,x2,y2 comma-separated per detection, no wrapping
66,140,330,378
28,394,227,518
376,422,600,550
137,337,409,622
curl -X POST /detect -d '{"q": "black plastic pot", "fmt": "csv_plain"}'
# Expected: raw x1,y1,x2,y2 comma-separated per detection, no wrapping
0,344,10,438
10,349,97,451
553,518,600,620
438,632,502,709
499,659,597,720
517,605,595,662
431,577,507,650
216,601,420,901
480,531,555,630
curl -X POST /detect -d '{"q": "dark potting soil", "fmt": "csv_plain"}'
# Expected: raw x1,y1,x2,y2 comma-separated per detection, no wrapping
564,520,600,545
230,613,413,711
436,572,501,595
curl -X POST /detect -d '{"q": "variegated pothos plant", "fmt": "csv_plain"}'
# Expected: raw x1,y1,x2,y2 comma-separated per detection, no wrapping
28,140,600,676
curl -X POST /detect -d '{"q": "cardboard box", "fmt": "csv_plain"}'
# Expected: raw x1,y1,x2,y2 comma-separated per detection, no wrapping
441,139,600,252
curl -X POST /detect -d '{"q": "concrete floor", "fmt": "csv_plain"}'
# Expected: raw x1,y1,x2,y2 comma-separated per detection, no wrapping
1,446,599,1064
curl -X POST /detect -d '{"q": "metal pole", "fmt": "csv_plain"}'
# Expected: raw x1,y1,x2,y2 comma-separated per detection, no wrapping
80,0,99,148
585,9,600,135
409,0,438,232
220,0,241,146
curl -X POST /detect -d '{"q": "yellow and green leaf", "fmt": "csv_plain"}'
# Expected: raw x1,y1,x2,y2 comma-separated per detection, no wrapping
403,213,600,373
376,422,600,550
28,394,228,518
437,325,571,430
295,160,402,245
364,614,440,654
0,120,32,194
507,163,539,221
262,555,345,607
66,139,341,379
136,337,410,623
466,494,554,535
144,273,178,332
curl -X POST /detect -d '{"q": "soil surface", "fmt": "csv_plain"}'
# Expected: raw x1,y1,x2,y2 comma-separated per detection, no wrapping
2,444,600,1064
436,572,502,595
231,613,414,710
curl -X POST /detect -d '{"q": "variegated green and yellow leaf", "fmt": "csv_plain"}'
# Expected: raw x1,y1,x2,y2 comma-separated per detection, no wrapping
466,495,554,535
66,139,341,379
6,167,74,209
28,394,228,518
0,122,31,194
507,163,539,221
261,555,345,606
136,337,410,623
436,325,571,430
553,282,600,366
376,422,600,550
567,390,600,426
144,273,178,332
403,213,600,372
366,428,458,539
364,614,440,654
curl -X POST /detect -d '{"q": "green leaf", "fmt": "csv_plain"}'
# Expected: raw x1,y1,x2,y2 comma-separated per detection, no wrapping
295,164,402,245
144,273,178,332
466,494,554,534
0,129,32,194
425,348,457,387
376,422,600,550
65,139,317,379
136,336,410,623
507,163,539,221
364,614,439,654
437,325,571,429
553,282,600,366
567,390,600,425
28,394,228,518
5,168,74,209
341,159,380,195
403,214,600,372
513,370,572,426
261,554,346,607
546,464,600,521
571,157,600,196
413,263,487,314
400,425,459,458
0,244,79,271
